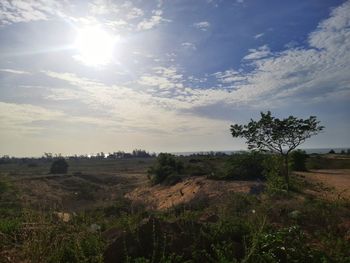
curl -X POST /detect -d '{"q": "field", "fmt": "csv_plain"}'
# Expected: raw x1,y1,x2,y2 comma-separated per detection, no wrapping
0,158,154,212
1,154,350,262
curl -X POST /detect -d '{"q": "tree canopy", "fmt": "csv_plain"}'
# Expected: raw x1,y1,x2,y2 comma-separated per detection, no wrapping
230,111,324,190
230,111,324,155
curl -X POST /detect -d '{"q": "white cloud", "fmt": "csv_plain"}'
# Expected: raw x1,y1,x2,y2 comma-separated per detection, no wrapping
284,40,298,49
193,21,210,31
2,1,350,153
43,70,228,137
0,69,30,74
135,1,350,110
138,66,184,90
205,1,350,107
181,42,197,50
127,7,144,19
88,0,143,20
207,0,221,7
243,45,272,60
213,69,246,84
0,101,64,134
88,0,116,16
254,33,264,39
25,1,350,115
47,0,350,114
0,0,65,25
137,9,169,30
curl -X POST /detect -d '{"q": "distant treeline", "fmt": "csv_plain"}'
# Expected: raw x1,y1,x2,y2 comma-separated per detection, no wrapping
1,148,349,164
0,149,156,164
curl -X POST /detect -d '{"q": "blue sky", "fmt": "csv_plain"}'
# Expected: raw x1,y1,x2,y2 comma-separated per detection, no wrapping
0,0,349,156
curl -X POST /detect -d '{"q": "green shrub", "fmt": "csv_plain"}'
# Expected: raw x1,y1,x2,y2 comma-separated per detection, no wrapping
307,155,350,169
27,162,39,168
246,225,329,263
0,179,9,194
223,152,266,180
103,199,131,217
223,193,258,216
20,211,105,263
50,158,69,174
147,153,184,185
0,218,21,236
263,155,286,193
186,163,208,176
162,174,183,186
290,150,308,171
75,183,98,200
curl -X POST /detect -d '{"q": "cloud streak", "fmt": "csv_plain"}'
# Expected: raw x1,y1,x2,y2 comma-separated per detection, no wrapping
0,0,66,25
193,21,210,31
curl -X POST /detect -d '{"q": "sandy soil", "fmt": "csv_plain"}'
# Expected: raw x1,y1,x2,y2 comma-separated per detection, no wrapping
13,172,148,211
296,169,350,199
125,177,263,210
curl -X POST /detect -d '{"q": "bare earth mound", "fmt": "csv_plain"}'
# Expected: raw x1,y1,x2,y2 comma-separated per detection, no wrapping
125,176,263,210
297,169,350,199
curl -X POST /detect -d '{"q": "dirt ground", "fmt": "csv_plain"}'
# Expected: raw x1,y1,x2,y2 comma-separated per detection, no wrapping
126,169,350,210
2,157,350,213
296,169,350,199
14,172,148,211
125,177,264,210
1,158,153,212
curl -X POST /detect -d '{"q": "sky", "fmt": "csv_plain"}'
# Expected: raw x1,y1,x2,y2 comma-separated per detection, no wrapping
0,0,349,157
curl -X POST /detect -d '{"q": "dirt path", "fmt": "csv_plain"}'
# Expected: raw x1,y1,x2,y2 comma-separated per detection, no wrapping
296,169,350,199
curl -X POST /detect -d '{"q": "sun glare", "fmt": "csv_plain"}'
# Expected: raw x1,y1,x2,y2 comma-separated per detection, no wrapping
74,26,116,66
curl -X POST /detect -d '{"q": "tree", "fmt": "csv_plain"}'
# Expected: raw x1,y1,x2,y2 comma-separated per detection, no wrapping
290,150,308,171
50,158,69,174
230,111,324,191
147,153,184,185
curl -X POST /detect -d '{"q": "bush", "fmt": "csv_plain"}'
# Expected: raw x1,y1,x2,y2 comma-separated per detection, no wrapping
223,152,266,180
0,179,9,194
186,164,207,176
247,226,328,262
0,218,21,236
290,150,308,171
50,158,69,174
27,162,38,168
263,155,287,193
103,199,131,217
147,153,184,185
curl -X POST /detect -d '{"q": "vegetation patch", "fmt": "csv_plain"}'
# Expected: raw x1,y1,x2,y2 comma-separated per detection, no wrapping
147,153,185,185
50,158,69,174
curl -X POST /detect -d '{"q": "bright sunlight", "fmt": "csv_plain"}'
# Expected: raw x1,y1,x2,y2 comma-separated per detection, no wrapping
74,26,116,66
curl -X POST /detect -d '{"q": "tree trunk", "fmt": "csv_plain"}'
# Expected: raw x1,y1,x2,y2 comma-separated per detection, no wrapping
284,154,289,192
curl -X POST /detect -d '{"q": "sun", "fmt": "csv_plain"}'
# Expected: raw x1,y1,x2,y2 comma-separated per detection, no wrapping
74,26,117,66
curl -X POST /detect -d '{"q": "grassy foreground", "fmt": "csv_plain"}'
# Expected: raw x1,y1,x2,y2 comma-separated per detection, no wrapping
0,154,350,262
